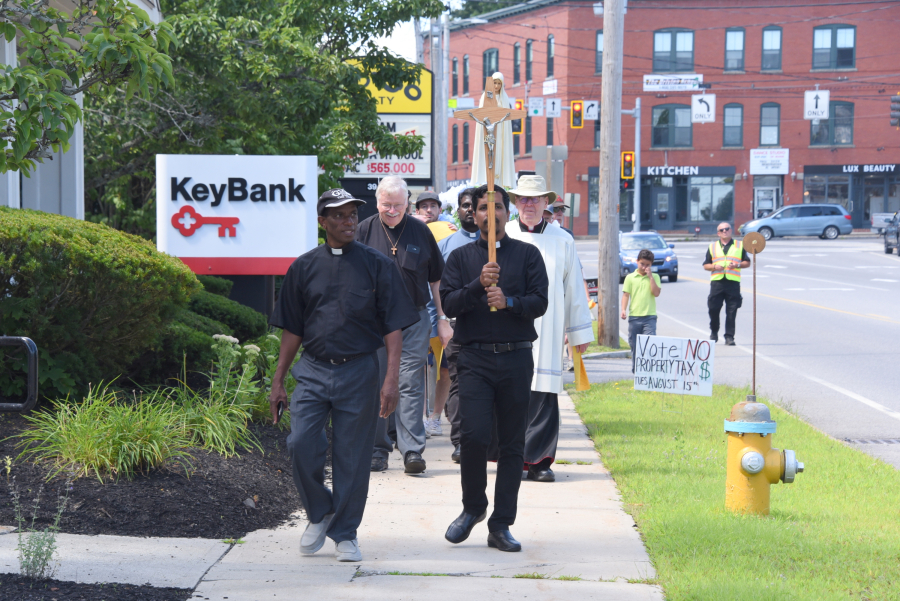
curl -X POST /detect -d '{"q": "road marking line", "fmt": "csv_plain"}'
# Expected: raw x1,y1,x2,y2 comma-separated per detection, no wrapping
681,276,900,324
871,278,898,282
656,311,900,424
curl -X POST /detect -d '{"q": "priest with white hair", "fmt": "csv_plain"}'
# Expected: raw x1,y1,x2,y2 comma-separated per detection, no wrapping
470,72,516,189
500,175,594,483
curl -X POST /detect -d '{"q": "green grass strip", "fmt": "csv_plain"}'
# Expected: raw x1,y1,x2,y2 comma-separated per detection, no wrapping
570,381,900,601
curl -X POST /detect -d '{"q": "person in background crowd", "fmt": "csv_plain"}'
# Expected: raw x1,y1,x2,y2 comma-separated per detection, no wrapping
505,175,594,483
415,192,458,230
437,187,479,462
356,176,452,474
703,222,750,346
440,184,549,553
549,200,573,238
269,189,420,562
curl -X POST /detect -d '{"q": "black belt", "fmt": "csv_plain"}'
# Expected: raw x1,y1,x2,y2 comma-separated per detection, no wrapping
463,342,533,354
305,352,366,366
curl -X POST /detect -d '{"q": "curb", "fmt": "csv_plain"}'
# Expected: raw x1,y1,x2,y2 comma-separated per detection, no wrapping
582,350,631,359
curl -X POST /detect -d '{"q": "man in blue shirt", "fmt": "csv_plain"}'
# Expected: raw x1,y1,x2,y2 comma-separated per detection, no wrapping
437,188,478,463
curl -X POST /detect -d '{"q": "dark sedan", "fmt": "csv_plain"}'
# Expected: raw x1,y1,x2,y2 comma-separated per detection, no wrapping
619,232,679,283
885,212,899,255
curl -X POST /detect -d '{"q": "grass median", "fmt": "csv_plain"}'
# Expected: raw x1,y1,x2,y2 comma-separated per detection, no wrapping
570,381,900,600
584,321,629,355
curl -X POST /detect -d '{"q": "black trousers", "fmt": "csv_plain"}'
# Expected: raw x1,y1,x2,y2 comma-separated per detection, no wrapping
708,279,742,339
457,347,534,533
445,336,462,447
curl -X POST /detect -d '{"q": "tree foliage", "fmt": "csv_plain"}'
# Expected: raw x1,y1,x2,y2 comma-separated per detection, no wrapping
0,0,175,175
85,0,444,237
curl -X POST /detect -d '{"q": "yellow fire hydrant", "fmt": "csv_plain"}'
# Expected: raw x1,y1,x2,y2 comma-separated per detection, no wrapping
725,399,804,515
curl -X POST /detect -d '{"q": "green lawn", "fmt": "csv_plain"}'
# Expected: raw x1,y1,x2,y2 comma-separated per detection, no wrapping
570,381,900,600
584,321,629,355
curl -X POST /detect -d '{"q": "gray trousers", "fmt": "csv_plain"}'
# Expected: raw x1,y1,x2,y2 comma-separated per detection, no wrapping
373,308,431,460
287,352,379,543
628,315,657,373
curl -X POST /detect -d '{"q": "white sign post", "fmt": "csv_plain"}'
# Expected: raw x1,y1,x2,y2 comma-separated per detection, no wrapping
804,90,830,120
691,93,716,123
546,98,562,118
156,154,318,276
633,335,715,397
528,97,544,117
584,100,600,120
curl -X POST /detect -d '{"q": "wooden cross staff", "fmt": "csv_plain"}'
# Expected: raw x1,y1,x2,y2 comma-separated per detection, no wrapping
453,76,526,309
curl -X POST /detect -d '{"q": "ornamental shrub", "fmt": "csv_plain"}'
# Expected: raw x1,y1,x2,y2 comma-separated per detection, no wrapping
0,208,200,399
189,291,268,343
196,275,233,297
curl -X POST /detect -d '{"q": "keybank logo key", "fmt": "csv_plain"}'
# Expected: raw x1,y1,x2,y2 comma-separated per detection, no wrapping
170,177,306,207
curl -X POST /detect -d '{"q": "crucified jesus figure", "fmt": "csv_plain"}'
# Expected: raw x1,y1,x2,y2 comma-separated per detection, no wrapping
467,111,511,170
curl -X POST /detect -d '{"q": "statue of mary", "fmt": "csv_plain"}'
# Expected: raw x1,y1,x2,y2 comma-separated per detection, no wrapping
470,72,516,189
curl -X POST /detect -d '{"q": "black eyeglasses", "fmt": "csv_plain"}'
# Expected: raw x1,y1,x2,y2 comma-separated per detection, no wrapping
552,207,566,213
718,227,731,232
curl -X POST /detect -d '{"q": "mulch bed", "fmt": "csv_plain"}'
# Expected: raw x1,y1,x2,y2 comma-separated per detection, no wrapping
0,412,331,539
0,574,192,600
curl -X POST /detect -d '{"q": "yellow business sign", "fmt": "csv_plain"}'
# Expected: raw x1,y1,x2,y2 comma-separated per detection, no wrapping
356,65,433,115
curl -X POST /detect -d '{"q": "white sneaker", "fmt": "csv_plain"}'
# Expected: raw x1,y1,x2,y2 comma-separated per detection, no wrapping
335,538,362,562
428,418,443,436
300,513,334,555
424,419,433,438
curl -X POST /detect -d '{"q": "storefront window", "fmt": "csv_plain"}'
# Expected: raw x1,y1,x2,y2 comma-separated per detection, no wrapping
804,174,850,210
888,179,900,214
588,175,599,224
688,176,734,222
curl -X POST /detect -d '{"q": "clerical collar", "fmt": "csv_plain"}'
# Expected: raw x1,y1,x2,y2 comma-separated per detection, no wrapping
461,228,479,239
325,241,353,255
519,219,549,234
381,214,406,229
476,236,505,249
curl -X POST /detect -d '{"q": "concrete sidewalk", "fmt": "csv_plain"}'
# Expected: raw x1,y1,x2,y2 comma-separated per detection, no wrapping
2,392,662,600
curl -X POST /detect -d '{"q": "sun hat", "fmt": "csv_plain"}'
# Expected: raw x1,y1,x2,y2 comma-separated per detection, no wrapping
507,175,558,204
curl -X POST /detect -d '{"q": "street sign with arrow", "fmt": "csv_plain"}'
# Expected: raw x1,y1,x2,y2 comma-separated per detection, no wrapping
584,100,599,120
691,93,715,123
804,89,829,120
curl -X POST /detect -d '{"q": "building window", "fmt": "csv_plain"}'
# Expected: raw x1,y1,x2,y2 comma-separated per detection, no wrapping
688,176,734,222
760,103,780,145
652,104,691,147
811,101,854,146
723,103,743,147
804,174,850,211
594,117,601,149
762,26,782,70
813,25,855,69
653,29,693,72
547,115,554,146
525,115,532,154
514,131,520,156
483,48,499,85
526,39,533,82
725,28,744,71
452,57,458,96
547,34,554,78
463,122,469,162
463,55,469,95
513,43,521,85
595,31,603,73
452,124,458,163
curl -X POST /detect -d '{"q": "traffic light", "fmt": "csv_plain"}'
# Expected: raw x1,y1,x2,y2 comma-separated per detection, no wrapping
892,94,900,127
513,99,523,134
621,151,635,179
570,100,584,129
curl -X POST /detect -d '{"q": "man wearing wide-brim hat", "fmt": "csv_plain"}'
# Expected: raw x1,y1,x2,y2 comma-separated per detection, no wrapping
500,175,594,482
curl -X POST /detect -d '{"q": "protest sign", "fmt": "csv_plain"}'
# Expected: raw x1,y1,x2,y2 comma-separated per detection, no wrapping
633,335,714,397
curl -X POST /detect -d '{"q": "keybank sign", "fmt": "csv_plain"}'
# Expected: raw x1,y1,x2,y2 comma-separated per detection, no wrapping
157,155,318,276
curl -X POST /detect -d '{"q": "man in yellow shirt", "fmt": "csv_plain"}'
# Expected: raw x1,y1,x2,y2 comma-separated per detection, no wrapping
621,249,661,373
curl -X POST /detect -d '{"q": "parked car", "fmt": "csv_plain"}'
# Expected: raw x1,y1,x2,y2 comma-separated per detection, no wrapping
619,232,679,283
885,211,899,255
739,203,853,240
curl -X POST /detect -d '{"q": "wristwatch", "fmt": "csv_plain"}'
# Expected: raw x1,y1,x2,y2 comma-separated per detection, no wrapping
506,296,514,310
437,315,450,322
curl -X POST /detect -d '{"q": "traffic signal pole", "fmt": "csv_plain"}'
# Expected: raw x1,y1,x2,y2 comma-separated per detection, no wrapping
622,98,641,231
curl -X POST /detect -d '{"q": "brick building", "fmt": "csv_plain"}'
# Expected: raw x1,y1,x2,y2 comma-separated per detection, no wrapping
426,0,900,234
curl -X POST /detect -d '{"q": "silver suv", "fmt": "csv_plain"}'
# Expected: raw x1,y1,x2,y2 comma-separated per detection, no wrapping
739,203,853,240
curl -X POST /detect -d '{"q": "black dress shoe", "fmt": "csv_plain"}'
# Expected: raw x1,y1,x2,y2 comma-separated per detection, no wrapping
404,451,426,474
370,457,388,472
710,333,718,342
487,530,521,552
445,511,486,544
527,466,555,482
725,337,736,346
451,445,461,463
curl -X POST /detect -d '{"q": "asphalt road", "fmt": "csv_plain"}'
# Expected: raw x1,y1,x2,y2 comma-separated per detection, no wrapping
574,235,900,469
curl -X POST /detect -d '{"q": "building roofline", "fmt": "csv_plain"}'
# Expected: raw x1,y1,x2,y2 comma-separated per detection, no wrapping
444,0,576,33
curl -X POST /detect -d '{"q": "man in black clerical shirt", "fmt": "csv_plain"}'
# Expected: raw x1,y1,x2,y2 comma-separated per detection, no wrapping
439,185,549,553
356,176,452,475
269,189,420,563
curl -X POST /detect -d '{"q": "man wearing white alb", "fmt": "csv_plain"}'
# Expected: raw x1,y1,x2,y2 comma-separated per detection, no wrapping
502,175,594,483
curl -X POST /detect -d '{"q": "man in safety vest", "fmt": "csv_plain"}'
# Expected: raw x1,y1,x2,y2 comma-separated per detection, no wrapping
703,222,750,346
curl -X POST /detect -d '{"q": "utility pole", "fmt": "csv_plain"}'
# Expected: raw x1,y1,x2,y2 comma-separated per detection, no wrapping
622,97,641,232
433,13,449,193
597,0,625,348
414,19,424,65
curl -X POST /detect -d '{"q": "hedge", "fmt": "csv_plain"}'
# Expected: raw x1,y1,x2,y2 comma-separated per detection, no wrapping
189,290,267,343
0,208,200,399
197,275,233,297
